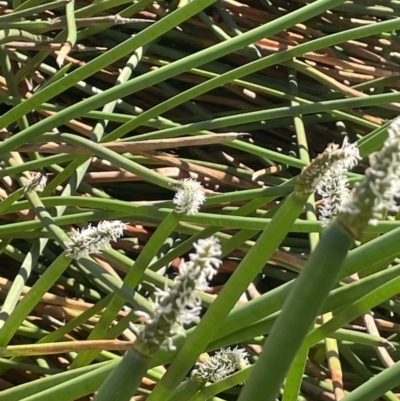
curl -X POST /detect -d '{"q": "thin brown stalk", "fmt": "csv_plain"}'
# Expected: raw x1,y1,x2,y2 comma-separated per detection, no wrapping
137,150,258,189
16,133,247,153
351,274,395,368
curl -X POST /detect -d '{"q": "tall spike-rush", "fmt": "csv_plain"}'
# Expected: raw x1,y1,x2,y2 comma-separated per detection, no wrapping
238,118,400,401
146,134,362,401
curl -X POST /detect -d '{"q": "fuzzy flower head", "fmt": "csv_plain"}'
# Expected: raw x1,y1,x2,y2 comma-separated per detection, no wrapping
171,178,206,215
296,137,361,199
339,117,400,237
317,171,350,227
315,137,358,226
133,237,222,356
65,220,126,259
24,172,47,194
193,347,250,384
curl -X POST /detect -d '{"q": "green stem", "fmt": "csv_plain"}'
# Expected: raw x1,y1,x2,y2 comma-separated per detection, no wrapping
93,348,150,401
0,1,69,21
237,220,353,401
0,252,72,347
0,360,114,401
166,379,203,401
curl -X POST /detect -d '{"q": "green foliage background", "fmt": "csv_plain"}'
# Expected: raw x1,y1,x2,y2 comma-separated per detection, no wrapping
1,0,400,400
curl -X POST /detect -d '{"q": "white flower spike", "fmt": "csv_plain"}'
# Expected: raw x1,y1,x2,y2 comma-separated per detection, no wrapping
24,172,47,194
340,116,400,237
193,347,250,384
65,220,126,259
296,137,361,199
171,178,206,215
133,236,222,356
316,137,359,226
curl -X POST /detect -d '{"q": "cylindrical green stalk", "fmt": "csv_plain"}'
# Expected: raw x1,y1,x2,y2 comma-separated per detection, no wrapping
0,252,72,347
166,379,203,401
0,360,114,401
237,220,353,401
240,116,400,401
93,348,150,401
